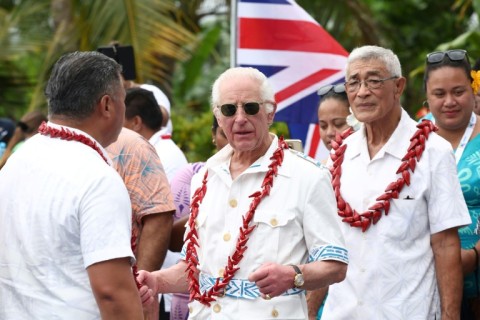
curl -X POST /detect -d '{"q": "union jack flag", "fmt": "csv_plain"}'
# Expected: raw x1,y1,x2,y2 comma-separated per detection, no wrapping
233,0,348,160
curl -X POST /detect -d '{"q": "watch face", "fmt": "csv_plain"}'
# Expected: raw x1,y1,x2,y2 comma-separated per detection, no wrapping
294,274,305,287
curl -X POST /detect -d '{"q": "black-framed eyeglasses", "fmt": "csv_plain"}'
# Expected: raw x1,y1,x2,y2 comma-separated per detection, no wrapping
426,49,468,64
219,102,263,117
345,76,398,93
317,84,346,97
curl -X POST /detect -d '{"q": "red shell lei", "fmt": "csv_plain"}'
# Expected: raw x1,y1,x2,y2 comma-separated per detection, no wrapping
38,122,141,288
330,120,437,232
185,137,289,306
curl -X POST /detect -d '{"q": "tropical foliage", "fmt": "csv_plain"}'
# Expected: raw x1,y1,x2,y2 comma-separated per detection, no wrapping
1,0,480,161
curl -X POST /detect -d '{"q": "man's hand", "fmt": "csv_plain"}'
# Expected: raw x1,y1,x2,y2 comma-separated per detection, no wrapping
137,270,158,306
248,262,295,299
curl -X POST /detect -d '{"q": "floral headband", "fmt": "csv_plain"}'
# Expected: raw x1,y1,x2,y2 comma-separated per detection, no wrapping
472,70,480,95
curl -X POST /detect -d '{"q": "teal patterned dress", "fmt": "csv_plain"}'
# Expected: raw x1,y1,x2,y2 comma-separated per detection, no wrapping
457,133,480,298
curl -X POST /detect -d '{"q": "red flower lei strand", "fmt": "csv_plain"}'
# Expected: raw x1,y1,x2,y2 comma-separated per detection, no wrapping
38,122,109,163
330,120,437,232
185,137,289,306
38,121,141,288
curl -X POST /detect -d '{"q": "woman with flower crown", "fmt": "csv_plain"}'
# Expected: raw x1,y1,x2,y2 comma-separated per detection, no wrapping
423,49,480,320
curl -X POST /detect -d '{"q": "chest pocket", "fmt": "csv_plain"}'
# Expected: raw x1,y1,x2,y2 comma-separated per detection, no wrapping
250,210,296,262
379,196,426,243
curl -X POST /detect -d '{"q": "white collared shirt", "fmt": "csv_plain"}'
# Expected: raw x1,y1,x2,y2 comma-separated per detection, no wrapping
322,108,471,320
183,135,347,319
149,131,188,182
0,125,134,319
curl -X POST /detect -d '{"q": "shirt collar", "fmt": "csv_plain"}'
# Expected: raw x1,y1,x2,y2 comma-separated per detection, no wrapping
205,134,291,177
346,108,414,160
47,121,113,166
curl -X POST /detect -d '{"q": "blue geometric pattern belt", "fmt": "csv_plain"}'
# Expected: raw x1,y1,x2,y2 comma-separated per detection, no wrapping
199,273,304,300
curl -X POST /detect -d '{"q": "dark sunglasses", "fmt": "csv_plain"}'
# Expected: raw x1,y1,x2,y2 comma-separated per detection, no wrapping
220,102,262,117
317,83,346,97
426,49,468,64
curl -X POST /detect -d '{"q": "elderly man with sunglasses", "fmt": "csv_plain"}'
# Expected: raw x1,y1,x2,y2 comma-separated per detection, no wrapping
136,67,348,319
321,45,471,320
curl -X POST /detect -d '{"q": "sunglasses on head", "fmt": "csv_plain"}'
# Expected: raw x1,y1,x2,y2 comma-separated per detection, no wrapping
317,84,346,97
426,49,468,64
219,102,262,117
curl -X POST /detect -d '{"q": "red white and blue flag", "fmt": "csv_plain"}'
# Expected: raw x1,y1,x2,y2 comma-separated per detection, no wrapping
232,0,348,161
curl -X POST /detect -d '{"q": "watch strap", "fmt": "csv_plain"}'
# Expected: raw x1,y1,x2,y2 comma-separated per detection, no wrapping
291,264,301,275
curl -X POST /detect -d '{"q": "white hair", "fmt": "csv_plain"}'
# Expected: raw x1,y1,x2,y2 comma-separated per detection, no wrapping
211,67,275,115
346,45,402,79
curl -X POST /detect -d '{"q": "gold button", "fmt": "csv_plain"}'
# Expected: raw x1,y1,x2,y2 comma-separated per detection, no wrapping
271,308,279,318
213,303,221,313
188,306,193,313
223,232,231,241
229,199,237,208
270,218,278,227
218,268,225,277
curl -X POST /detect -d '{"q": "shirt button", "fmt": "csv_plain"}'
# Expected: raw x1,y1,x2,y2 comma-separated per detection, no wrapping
271,308,279,318
223,232,231,242
188,306,193,313
213,303,221,313
218,268,225,277
270,218,278,227
358,300,363,306
229,199,237,208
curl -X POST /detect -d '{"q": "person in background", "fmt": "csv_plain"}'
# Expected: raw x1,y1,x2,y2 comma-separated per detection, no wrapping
0,51,143,319
317,83,352,151
121,87,187,319
423,49,480,319
0,110,47,169
123,87,187,181
137,67,348,319
169,116,228,320
106,127,176,320
322,45,471,320
124,81,173,135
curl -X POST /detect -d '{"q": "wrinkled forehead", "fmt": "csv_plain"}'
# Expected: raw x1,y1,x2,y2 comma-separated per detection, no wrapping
218,75,263,102
346,59,389,79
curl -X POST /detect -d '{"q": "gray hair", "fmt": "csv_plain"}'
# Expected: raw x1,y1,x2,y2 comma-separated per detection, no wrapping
45,51,123,120
346,45,402,79
211,67,275,115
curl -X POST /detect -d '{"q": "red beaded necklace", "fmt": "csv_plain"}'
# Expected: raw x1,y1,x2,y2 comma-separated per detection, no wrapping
185,137,289,306
330,120,437,232
38,121,141,288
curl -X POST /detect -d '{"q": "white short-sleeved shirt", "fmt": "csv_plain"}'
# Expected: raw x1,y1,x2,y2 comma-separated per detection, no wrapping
149,131,188,182
322,109,471,320
0,124,134,319
182,134,348,320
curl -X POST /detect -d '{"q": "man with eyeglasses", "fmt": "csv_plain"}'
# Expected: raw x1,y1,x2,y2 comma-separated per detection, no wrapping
136,67,348,319
321,45,471,320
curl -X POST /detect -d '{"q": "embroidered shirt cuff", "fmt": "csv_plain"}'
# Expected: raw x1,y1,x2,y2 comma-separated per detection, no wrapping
308,245,348,264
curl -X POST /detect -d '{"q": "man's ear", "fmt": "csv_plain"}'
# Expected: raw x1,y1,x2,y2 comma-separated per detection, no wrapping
126,115,143,132
395,77,406,98
98,94,113,117
267,102,277,126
